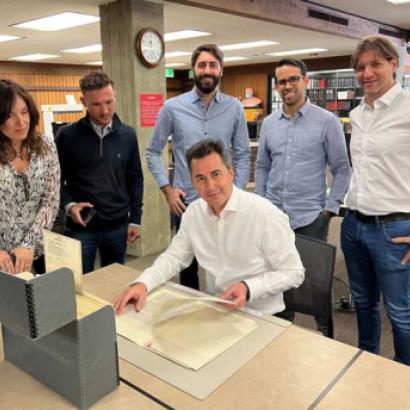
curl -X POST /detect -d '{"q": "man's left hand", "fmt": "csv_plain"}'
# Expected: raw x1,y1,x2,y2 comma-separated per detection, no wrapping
127,225,141,243
392,236,410,265
220,282,248,310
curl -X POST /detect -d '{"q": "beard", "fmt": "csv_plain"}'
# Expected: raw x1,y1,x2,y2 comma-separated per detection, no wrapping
280,90,303,106
194,73,221,94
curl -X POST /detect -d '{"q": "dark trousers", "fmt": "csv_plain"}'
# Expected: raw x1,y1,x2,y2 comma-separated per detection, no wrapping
65,224,128,274
276,211,332,336
175,214,199,290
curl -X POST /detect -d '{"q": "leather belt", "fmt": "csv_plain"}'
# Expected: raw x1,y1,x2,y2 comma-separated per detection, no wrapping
349,210,410,224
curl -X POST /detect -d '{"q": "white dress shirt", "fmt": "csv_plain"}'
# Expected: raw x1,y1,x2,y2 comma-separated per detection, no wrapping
346,83,410,215
135,186,304,314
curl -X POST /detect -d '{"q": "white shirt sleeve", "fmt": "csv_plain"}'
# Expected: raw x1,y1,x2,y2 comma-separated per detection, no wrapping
132,212,195,292
244,208,305,302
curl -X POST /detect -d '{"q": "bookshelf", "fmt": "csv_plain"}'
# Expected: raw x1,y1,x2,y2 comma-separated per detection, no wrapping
268,69,361,134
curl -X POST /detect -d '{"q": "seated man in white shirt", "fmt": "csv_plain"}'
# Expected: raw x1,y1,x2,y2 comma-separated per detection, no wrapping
114,139,304,315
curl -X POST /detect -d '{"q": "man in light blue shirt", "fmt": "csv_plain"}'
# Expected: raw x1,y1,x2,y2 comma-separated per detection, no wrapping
256,58,350,336
146,44,250,290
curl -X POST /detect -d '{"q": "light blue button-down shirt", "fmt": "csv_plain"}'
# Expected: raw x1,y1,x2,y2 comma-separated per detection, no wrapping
255,99,350,229
146,88,250,204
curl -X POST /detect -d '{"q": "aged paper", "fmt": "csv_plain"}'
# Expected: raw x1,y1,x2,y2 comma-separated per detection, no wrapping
116,288,258,370
76,292,111,320
43,230,83,294
15,272,35,280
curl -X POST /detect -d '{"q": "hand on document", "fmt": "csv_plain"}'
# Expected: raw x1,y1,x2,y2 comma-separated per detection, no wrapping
113,282,148,315
219,282,248,310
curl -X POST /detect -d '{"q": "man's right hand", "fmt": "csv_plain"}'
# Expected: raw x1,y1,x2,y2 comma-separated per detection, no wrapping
161,186,187,217
68,202,94,227
112,283,148,315
0,250,15,274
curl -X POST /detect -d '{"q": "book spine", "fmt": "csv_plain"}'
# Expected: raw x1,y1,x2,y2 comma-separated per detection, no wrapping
25,283,38,338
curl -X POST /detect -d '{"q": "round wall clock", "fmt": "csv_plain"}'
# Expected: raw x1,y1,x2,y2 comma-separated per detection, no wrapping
135,28,165,68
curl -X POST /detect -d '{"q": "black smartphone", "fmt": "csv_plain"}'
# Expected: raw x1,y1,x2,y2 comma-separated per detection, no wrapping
80,207,96,224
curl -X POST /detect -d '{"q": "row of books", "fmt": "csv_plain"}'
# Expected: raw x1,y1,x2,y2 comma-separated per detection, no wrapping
308,76,358,89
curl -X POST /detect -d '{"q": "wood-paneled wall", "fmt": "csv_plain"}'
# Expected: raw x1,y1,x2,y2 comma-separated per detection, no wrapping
221,56,352,114
0,62,194,135
0,55,352,136
0,73,85,134
0,63,89,135
221,72,268,113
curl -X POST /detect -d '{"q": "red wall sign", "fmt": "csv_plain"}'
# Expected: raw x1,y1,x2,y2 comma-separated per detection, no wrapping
140,93,163,127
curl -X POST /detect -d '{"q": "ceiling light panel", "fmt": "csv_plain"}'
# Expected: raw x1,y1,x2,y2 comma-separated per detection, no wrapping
62,44,102,53
166,63,187,67
164,30,212,42
220,41,279,51
12,12,100,32
165,51,191,58
224,56,249,62
0,35,22,43
9,53,59,62
86,61,103,66
266,48,327,57
385,0,410,4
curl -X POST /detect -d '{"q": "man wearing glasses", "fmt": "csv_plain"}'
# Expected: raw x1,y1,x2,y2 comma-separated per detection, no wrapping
255,58,350,336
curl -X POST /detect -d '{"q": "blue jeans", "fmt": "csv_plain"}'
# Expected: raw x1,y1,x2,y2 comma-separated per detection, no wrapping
341,211,410,365
65,224,128,274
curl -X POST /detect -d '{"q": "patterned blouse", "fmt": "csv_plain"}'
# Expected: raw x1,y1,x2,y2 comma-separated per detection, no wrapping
0,136,60,259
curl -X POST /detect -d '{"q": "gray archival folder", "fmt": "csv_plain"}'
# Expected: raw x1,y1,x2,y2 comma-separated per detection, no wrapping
0,269,119,409
0,268,76,339
118,283,290,400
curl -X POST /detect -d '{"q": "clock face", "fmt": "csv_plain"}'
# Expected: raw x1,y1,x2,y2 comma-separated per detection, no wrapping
137,29,164,67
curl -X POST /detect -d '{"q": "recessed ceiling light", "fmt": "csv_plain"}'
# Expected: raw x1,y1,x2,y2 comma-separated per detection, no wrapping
165,51,191,58
11,12,99,32
0,34,22,43
266,48,327,57
9,53,59,62
62,44,102,54
86,61,103,66
164,30,212,42
166,63,187,67
385,0,410,4
224,56,249,62
220,41,279,51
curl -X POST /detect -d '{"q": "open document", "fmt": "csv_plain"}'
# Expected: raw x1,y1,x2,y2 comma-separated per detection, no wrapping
43,230,83,294
116,287,258,370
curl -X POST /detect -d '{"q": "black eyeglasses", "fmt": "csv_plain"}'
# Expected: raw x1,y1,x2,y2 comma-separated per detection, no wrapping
276,76,302,87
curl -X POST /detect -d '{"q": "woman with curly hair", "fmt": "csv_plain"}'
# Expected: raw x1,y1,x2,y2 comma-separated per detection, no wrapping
0,79,60,274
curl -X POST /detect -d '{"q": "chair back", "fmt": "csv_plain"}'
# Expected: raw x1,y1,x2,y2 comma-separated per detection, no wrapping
284,234,336,335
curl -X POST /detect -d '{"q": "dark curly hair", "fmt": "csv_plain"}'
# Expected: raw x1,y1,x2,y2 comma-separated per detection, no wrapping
79,70,114,94
0,79,44,164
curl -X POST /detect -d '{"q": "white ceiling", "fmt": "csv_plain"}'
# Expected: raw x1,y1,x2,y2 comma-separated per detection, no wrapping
0,0,407,67
311,0,410,30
